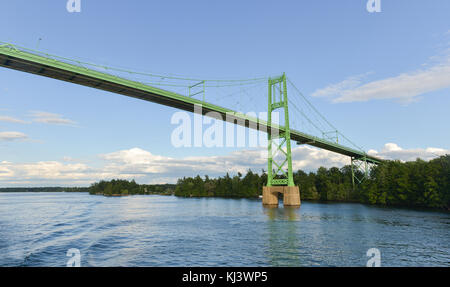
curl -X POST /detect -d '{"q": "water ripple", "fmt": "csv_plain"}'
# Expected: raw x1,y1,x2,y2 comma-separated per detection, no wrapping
0,193,449,266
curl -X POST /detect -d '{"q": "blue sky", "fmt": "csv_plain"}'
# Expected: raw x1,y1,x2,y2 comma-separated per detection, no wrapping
0,0,449,186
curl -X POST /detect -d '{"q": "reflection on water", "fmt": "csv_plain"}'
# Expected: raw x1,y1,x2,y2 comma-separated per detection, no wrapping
264,206,302,266
0,193,448,266
264,206,300,221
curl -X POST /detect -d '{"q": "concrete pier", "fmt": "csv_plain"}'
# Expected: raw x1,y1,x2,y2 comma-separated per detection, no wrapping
283,186,301,206
262,186,301,207
262,186,282,206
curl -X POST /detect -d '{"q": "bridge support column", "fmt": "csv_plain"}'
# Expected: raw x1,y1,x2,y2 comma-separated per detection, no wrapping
262,186,281,206
263,73,301,208
351,156,372,189
262,186,301,207
283,186,301,206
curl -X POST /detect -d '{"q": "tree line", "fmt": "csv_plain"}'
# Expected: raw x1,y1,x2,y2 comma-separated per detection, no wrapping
361,156,449,209
62,155,450,210
174,155,450,210
88,179,174,196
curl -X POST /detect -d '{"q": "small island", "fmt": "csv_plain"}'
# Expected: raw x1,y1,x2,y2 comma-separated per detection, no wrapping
88,179,174,197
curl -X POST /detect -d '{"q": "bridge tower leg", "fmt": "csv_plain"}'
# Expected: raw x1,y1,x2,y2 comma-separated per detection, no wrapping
351,156,370,190
262,73,300,207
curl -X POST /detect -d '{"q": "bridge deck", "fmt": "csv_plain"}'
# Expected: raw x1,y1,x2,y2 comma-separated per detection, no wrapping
0,44,382,164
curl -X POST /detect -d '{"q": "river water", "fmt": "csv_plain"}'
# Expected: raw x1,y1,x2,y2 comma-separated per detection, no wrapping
0,192,448,266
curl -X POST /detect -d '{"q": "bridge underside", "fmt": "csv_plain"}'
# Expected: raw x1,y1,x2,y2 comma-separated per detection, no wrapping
0,45,382,164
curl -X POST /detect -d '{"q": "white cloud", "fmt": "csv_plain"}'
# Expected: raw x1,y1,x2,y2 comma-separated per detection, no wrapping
0,161,98,184
1,144,448,186
311,73,369,98
63,156,76,162
0,146,349,186
0,116,28,124
312,54,450,103
99,147,270,179
29,111,77,126
368,143,449,162
0,131,28,141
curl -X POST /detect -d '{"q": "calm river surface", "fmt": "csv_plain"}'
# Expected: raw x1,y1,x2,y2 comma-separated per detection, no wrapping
0,192,448,266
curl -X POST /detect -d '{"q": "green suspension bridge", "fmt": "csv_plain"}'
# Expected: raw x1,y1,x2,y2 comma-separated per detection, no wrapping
0,42,383,203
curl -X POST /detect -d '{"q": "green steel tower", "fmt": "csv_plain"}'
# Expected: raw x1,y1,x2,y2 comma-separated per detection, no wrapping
263,73,300,206
267,73,295,187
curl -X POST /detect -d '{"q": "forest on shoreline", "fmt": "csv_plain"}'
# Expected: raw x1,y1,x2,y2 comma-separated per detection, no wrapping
2,155,448,211
174,155,450,210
